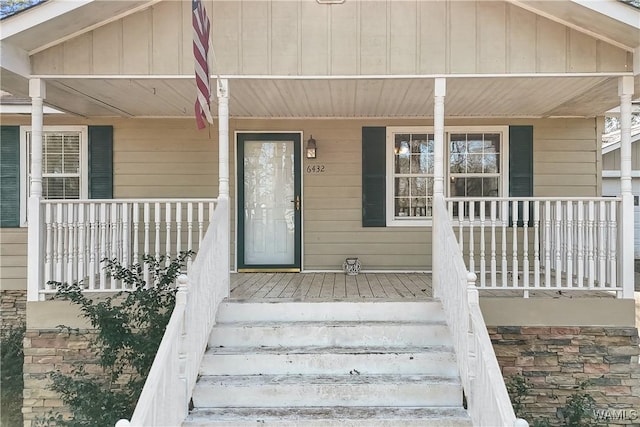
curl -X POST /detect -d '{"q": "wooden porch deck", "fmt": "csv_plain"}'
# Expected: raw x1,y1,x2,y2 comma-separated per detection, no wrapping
229,272,616,300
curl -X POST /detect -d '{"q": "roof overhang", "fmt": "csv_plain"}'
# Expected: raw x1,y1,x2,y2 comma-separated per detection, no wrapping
507,0,640,51
12,73,633,119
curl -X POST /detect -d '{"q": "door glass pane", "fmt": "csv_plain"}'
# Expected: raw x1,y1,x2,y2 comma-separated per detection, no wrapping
243,140,295,265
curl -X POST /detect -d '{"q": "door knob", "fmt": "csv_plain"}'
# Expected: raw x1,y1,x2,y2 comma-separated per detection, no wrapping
290,196,300,211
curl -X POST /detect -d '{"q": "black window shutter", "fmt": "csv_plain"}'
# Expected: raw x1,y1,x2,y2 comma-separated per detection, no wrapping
362,127,386,227
509,125,534,226
0,126,20,227
88,126,113,199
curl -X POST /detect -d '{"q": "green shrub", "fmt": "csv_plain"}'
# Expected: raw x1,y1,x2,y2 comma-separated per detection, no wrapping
1,324,25,427
507,374,605,427
42,252,192,426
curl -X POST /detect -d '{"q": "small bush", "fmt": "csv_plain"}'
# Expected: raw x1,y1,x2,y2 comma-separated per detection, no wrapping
44,252,192,426
507,374,605,427
1,324,25,427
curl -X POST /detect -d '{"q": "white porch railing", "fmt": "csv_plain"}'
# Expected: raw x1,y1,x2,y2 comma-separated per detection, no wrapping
36,199,216,298
446,197,624,296
433,195,527,427
116,197,230,427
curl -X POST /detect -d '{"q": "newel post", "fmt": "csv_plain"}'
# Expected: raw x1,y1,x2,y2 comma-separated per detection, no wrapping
217,78,230,298
27,78,45,302
619,76,634,299
432,78,446,298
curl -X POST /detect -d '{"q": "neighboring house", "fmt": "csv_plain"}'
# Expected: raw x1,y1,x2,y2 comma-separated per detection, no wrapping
1,0,640,425
602,124,640,256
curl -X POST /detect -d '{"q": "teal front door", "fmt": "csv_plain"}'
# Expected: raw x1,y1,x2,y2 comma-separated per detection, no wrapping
237,133,302,271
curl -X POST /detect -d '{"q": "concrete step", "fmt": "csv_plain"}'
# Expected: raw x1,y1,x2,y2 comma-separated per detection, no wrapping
216,300,444,323
183,407,473,426
208,321,452,348
200,345,457,376
191,374,462,408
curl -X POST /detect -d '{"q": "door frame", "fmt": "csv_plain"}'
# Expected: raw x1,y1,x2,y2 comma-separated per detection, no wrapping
234,131,304,272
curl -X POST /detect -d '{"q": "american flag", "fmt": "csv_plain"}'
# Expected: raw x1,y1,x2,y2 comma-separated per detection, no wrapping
193,0,213,130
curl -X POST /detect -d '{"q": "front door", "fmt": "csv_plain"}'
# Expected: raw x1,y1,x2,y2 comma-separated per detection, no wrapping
237,133,302,271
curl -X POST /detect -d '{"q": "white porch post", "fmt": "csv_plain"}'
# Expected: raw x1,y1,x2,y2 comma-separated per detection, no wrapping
27,79,45,301
619,76,634,299
216,78,230,298
432,78,446,298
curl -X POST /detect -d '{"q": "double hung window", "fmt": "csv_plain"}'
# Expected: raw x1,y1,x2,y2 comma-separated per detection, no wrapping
21,126,88,224
386,126,507,226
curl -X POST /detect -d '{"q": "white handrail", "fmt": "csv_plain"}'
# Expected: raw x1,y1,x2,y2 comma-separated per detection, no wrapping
116,197,230,427
433,195,527,427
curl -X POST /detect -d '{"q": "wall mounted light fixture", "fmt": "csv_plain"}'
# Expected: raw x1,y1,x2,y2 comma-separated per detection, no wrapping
306,135,317,159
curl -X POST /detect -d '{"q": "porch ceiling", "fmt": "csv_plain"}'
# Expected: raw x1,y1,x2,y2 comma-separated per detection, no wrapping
25,75,631,119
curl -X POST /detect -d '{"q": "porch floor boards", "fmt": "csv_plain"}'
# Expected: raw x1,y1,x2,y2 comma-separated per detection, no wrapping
229,272,616,301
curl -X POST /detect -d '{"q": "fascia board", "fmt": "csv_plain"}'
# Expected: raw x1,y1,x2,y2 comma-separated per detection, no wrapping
0,0,94,40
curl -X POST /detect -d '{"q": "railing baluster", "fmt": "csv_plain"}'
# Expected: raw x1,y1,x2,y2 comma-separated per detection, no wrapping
609,201,617,289
110,203,118,290
55,203,64,284
77,204,85,286
598,201,607,287
533,201,540,290
479,202,486,288
522,201,530,296
554,201,562,288
458,201,465,253
165,202,172,264
501,200,508,287
544,201,551,288
490,200,497,287
99,203,107,290
144,203,151,286
511,200,518,288
187,203,194,270
576,202,584,287
89,203,97,290
155,202,161,262
469,201,475,274
566,201,573,288
133,203,140,265
587,201,595,288
44,203,53,289
176,202,183,256
122,203,130,272
66,204,75,284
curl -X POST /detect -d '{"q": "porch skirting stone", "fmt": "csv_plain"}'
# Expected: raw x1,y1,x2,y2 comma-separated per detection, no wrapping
490,326,640,425
1,289,26,330
22,329,101,426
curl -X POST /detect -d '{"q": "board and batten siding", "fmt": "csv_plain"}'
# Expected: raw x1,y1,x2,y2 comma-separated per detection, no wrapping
0,116,599,280
603,140,640,171
31,0,630,76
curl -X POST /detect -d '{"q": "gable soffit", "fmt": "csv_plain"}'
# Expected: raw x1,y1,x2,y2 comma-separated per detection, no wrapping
507,0,640,51
1,0,160,55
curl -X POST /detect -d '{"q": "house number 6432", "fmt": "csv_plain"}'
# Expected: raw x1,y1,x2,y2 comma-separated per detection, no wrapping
306,165,326,173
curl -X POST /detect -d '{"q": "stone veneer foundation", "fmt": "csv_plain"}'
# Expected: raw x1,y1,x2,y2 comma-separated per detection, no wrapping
22,330,100,425
489,326,640,425
1,290,26,330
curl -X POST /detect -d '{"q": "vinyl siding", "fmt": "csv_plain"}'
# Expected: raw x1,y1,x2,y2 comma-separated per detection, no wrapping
0,229,27,290
0,116,600,275
31,0,630,76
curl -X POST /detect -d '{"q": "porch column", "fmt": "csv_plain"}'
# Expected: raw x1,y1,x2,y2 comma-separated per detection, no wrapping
619,76,634,299
27,78,45,301
216,78,230,297
432,78,446,298
217,78,229,199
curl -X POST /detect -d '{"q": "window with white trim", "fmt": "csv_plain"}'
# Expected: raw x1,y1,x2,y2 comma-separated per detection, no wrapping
386,126,508,226
20,126,88,225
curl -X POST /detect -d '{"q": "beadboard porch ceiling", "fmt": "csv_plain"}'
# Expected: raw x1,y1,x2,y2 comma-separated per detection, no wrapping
13,74,635,119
